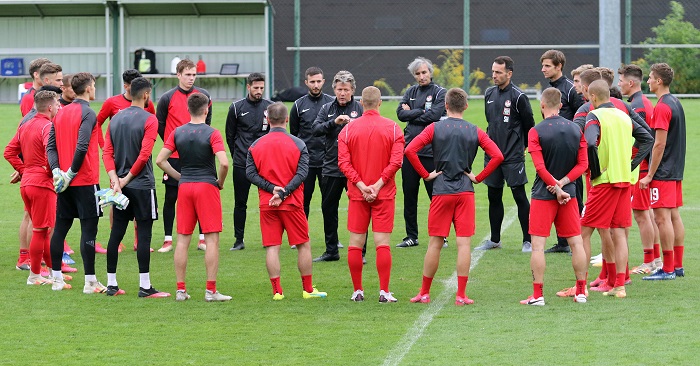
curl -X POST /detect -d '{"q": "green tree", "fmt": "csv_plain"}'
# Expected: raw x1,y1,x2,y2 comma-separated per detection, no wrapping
637,1,700,93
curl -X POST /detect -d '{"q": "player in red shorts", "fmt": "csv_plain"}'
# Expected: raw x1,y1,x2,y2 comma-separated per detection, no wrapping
247,102,327,300
5,90,61,286
618,64,661,274
336,86,403,303
406,87,503,306
519,88,588,306
640,63,686,281
581,80,653,298
156,93,231,302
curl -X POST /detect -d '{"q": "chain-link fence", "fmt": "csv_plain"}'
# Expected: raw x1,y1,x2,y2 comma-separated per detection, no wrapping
273,0,700,96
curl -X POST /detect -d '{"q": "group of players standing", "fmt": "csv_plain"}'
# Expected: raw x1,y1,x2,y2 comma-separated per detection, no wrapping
6,50,686,305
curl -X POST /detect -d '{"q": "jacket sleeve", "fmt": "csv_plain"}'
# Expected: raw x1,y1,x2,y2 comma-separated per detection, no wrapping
396,89,421,122
245,147,274,194
225,102,238,151
380,124,405,183
4,132,24,174
102,125,116,173
516,93,535,138
584,116,602,180
631,116,654,171
312,104,334,137
129,116,158,177
413,88,446,125
156,93,170,140
404,124,434,179
566,132,589,182
282,142,309,200
337,125,361,185
47,123,59,170
476,128,504,182
289,101,301,137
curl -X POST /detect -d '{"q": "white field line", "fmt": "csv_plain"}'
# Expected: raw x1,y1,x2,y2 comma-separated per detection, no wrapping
382,206,518,366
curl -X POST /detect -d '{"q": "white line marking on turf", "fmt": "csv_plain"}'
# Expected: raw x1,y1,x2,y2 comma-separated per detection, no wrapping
382,206,518,366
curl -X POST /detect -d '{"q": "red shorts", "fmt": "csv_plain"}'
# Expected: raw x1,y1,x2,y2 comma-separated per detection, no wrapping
347,198,395,234
631,172,651,210
176,182,222,234
20,185,56,229
428,193,475,237
650,180,683,209
529,198,580,238
581,184,631,228
260,208,309,246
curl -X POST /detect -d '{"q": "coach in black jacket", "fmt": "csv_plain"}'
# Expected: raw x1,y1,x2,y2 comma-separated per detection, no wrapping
311,70,363,262
395,57,446,248
290,67,334,218
225,73,273,251
476,56,535,253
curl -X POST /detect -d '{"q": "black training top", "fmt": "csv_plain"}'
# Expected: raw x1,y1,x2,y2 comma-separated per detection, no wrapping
290,92,334,168
484,82,535,164
312,97,363,178
396,82,447,157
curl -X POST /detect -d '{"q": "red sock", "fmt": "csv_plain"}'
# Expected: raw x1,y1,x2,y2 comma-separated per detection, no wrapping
598,259,608,280
177,281,186,291
662,250,674,273
270,277,282,294
301,274,314,293
376,245,392,292
653,243,661,259
19,248,29,262
576,280,586,295
643,249,654,263
42,232,52,268
206,280,216,293
533,282,543,299
420,275,433,295
614,272,626,287
605,262,616,287
457,276,469,298
674,246,684,269
29,230,48,275
348,246,363,291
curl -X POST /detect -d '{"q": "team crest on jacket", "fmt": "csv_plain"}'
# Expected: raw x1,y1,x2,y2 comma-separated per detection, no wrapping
350,111,358,118
504,100,511,107
426,95,433,102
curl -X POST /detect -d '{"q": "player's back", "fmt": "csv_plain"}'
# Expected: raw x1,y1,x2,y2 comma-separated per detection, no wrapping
173,123,219,186
17,115,53,189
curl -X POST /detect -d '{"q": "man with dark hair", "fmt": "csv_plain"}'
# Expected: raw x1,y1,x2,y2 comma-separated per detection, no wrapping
338,86,403,303
641,63,686,281
47,72,105,293
311,70,363,262
581,80,653,298
5,90,61,286
520,87,588,306
618,64,660,275
157,93,231,302
225,72,273,251
395,57,447,249
476,56,534,253
156,59,212,253
289,67,334,222
407,87,503,306
59,74,76,106
102,77,169,298
20,58,51,117
247,102,327,300
540,50,585,254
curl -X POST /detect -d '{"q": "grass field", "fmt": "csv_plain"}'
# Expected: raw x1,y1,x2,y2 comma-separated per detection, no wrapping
0,98,698,365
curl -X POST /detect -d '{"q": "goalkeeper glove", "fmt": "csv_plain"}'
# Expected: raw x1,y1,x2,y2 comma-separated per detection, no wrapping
53,168,67,193
95,188,130,210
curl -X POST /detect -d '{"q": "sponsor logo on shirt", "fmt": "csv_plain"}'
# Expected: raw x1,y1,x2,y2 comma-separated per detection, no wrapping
426,95,433,102
327,113,334,118
350,111,358,118
301,108,310,113
487,100,494,104
503,108,511,116
241,112,250,116
505,100,511,107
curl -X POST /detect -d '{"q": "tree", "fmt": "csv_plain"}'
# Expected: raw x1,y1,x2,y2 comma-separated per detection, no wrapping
637,1,700,93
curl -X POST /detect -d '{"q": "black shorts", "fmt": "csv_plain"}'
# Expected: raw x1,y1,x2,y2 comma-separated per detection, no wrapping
114,187,159,221
162,157,180,187
483,161,528,188
56,184,103,220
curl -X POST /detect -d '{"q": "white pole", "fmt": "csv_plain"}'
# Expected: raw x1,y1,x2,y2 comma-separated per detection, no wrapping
105,5,111,100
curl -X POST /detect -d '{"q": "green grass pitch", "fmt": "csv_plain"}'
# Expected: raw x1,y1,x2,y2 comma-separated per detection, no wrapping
0,98,697,365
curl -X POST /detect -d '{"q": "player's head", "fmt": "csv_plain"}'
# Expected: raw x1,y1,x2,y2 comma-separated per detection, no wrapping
187,93,209,118
579,69,602,101
34,90,60,118
596,67,615,87
540,87,562,115
360,86,381,110
648,63,674,93
332,70,355,106
266,102,288,127
571,64,594,93
617,64,643,96
71,72,96,100
587,80,610,108
304,67,325,96
122,69,143,93
130,77,152,106
176,59,197,90
540,49,565,80
445,88,468,114
39,63,63,88
492,56,513,88
408,57,433,86
247,73,265,102
61,74,76,102
609,86,622,99
28,58,51,84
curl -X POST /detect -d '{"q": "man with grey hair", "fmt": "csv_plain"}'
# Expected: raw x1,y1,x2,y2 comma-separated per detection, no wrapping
396,57,447,249
312,70,363,262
